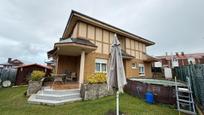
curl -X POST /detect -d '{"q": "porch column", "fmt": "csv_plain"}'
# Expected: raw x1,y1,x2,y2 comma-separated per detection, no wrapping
56,55,59,74
79,51,85,87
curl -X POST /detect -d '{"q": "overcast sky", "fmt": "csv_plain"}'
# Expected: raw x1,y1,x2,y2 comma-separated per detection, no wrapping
0,0,204,64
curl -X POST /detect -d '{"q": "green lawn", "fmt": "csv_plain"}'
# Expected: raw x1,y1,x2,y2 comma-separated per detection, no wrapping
0,86,180,115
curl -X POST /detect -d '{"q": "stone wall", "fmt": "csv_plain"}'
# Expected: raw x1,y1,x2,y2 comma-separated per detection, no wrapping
27,81,42,96
80,83,114,100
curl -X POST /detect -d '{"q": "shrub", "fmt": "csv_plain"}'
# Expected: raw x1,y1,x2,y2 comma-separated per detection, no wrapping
87,72,107,84
52,68,56,74
31,70,45,81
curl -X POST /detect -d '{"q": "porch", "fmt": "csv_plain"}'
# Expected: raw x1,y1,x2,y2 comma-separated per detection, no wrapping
47,38,97,89
44,82,80,90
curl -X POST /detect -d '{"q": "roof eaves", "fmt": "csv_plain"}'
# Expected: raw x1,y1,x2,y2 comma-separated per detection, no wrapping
62,10,75,38
17,64,52,70
63,10,155,46
55,38,97,48
73,10,155,45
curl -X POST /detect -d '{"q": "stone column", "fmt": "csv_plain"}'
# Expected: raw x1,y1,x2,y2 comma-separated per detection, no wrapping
79,51,85,87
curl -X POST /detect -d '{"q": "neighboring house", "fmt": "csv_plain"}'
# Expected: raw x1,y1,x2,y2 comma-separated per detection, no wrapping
15,64,52,85
45,59,55,69
0,58,23,69
48,10,156,85
155,52,204,68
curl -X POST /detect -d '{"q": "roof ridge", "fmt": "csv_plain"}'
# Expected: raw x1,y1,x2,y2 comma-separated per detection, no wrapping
62,10,155,46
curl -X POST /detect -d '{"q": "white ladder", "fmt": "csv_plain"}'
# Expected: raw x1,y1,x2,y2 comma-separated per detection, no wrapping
175,76,196,115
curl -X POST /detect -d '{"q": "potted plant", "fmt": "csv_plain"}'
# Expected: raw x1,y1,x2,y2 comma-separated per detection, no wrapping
27,70,45,96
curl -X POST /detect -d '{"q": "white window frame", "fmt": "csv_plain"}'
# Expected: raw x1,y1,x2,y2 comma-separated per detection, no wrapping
139,64,145,76
132,63,137,69
95,59,107,73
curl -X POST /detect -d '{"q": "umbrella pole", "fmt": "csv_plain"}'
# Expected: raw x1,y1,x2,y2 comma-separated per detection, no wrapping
116,91,119,115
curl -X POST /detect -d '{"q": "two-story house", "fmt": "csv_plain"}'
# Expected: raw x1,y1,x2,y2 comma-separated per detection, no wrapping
48,10,156,86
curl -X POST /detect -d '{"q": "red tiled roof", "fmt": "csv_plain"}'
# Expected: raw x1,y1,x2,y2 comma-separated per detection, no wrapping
9,59,23,65
156,53,204,60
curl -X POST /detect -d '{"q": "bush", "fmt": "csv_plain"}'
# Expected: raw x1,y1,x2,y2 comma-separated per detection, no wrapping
42,75,54,83
31,70,45,81
87,72,107,84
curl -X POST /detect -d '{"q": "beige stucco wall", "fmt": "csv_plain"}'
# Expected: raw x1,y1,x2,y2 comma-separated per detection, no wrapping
124,59,139,78
71,23,78,38
84,52,109,83
84,52,95,83
144,62,153,77
124,59,153,78
87,25,95,40
125,38,146,60
69,21,153,79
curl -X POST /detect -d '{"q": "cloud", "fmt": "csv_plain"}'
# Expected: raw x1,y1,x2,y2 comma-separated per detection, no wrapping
0,0,203,64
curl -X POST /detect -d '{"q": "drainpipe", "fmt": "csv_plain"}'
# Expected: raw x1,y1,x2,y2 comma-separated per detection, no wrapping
79,51,85,88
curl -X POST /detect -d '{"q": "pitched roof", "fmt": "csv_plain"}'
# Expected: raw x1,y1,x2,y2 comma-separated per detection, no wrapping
62,10,155,46
0,58,23,66
55,38,97,47
45,60,54,64
17,63,52,69
9,59,23,64
47,48,57,58
156,53,204,60
47,38,97,58
121,50,135,59
143,53,158,62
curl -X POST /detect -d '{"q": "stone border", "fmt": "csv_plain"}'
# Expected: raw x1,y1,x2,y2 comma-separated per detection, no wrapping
27,81,42,96
80,83,114,100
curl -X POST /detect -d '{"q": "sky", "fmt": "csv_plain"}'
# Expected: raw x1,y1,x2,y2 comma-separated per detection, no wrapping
0,0,204,64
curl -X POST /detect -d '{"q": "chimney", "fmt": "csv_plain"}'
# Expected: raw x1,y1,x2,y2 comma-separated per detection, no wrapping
176,52,179,56
181,52,184,56
8,58,12,63
165,52,168,56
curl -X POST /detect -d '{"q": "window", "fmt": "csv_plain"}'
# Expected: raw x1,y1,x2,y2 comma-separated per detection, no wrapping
95,59,107,73
96,63,100,72
188,58,195,64
139,64,145,76
172,58,179,67
132,63,137,69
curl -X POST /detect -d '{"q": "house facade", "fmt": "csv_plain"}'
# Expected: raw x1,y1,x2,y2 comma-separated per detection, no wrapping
154,52,204,68
48,10,156,85
0,58,23,69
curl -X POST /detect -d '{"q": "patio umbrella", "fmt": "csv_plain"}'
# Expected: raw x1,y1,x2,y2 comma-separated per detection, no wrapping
107,34,127,115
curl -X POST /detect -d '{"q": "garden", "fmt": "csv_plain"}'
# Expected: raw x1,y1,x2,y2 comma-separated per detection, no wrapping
0,85,181,115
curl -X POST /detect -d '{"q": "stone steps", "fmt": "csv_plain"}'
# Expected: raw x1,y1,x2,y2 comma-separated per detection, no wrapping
36,93,80,101
28,88,82,105
39,88,80,95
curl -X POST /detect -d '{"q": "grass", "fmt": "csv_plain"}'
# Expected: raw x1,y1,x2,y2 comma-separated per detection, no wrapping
0,86,180,115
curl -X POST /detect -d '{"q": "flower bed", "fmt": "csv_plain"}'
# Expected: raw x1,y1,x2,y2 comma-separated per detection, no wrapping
27,70,45,96
80,73,113,100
